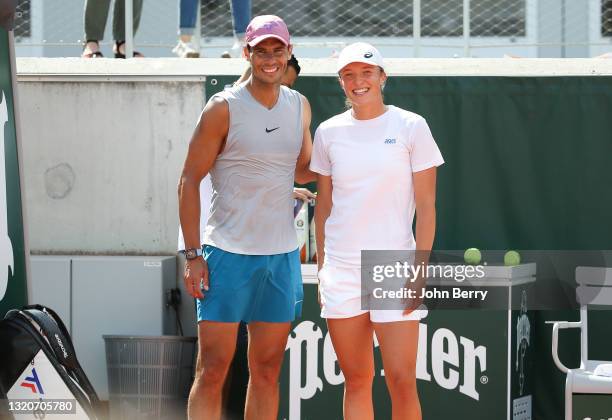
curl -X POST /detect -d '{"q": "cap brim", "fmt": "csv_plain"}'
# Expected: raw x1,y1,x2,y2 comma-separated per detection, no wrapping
336,59,383,73
247,34,289,47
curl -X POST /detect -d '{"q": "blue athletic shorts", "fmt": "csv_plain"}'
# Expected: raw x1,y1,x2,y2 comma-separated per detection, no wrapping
196,245,303,323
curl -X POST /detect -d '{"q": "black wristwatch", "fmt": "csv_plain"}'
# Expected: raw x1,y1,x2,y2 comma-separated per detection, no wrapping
183,248,203,260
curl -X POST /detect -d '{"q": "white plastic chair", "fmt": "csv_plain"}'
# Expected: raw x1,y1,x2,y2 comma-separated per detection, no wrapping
549,266,612,420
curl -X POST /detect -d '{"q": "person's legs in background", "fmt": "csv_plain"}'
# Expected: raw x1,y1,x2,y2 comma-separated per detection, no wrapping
221,0,251,58
82,0,112,57
112,0,144,58
173,0,200,58
174,0,252,58
230,0,251,42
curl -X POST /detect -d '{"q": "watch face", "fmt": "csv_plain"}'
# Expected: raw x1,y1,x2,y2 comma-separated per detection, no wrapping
186,249,197,259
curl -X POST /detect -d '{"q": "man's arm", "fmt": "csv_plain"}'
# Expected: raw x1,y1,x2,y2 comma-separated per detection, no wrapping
178,96,228,298
295,95,317,184
293,188,316,202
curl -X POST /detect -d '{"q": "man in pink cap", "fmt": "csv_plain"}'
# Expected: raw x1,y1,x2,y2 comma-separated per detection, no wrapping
178,14,315,420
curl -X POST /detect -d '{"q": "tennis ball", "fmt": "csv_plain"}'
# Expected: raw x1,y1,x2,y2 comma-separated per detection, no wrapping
504,250,521,266
464,248,482,265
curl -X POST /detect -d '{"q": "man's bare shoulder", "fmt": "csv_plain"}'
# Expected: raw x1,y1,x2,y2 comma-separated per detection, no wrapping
300,94,312,124
191,96,229,147
201,96,229,121
299,93,310,107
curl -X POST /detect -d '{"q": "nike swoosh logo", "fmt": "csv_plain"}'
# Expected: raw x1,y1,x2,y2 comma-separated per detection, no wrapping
265,127,280,133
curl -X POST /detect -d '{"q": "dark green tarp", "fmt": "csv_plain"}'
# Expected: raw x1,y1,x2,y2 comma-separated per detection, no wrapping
0,28,28,317
206,74,612,420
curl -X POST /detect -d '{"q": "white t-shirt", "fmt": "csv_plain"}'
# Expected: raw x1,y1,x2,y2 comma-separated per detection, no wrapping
177,175,213,251
310,105,444,267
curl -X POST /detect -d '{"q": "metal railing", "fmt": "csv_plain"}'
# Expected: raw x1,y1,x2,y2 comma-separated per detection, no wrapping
12,0,612,58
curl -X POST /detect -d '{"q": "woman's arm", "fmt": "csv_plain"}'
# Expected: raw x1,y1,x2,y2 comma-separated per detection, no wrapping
413,166,438,254
407,166,438,314
314,174,333,271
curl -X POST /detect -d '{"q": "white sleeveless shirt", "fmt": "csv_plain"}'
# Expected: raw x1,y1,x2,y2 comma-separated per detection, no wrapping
203,84,303,255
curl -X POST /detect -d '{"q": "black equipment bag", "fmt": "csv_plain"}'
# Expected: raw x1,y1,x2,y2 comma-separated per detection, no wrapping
0,305,101,419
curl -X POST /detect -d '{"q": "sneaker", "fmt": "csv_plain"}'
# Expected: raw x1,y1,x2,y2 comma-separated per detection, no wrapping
172,41,200,58
221,40,244,58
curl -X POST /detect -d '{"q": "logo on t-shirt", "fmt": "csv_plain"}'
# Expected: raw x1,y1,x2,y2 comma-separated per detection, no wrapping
384,138,396,144
266,127,280,133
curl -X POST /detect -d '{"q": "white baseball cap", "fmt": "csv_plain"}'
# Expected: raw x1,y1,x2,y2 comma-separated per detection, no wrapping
336,42,385,73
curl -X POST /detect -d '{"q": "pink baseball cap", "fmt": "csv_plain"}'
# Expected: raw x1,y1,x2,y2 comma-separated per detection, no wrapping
245,15,290,47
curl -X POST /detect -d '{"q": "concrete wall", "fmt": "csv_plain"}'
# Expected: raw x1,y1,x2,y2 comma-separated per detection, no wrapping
18,75,206,254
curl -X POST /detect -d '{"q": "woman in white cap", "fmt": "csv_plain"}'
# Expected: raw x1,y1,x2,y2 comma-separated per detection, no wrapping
310,43,444,419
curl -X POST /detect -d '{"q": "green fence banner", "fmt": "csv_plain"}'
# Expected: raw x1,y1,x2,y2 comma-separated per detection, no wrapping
1,27,29,317
280,281,536,420
204,73,612,419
